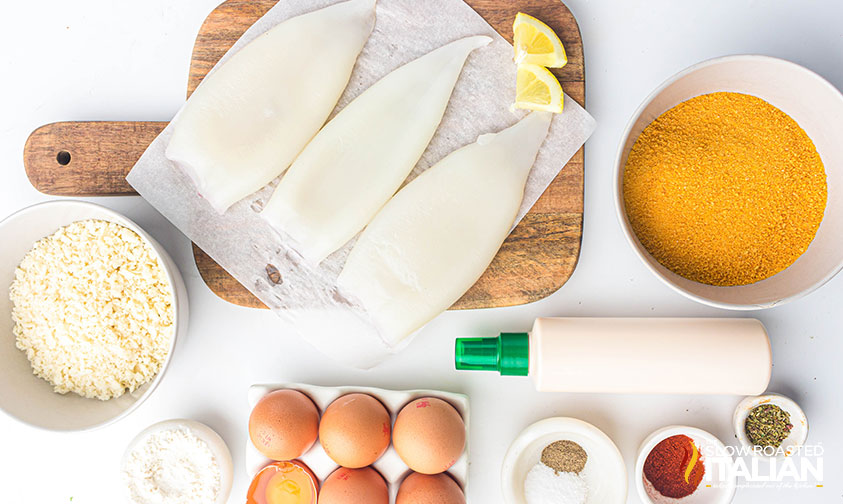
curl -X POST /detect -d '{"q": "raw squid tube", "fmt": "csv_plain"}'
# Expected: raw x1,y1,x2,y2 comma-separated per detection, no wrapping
261,35,492,263
165,0,377,213
337,112,553,345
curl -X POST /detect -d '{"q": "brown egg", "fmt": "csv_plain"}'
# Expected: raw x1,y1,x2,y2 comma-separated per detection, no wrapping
318,467,388,504
396,472,465,504
393,397,465,474
319,393,391,468
247,461,318,504
249,389,319,461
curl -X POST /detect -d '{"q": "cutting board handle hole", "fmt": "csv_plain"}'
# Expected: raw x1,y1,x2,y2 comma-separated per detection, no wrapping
56,151,71,166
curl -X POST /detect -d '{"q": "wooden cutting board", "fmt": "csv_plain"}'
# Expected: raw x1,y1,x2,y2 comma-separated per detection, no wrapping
22,0,585,310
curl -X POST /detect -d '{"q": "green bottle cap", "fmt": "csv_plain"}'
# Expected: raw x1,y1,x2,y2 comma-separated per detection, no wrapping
454,332,529,376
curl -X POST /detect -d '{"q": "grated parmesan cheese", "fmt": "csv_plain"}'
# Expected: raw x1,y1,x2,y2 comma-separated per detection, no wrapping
9,219,174,400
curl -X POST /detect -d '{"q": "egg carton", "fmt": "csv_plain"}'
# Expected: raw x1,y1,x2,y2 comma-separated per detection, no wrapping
246,383,470,502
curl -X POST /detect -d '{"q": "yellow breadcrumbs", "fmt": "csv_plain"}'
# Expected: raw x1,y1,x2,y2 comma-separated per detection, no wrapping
623,92,827,286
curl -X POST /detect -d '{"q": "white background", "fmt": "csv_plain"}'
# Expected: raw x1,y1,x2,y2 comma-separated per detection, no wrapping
0,1,840,502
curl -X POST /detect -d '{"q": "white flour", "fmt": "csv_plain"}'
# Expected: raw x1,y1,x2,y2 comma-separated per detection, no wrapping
122,426,221,504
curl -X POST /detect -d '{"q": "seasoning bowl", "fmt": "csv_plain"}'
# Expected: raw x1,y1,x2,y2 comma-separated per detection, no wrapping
501,417,627,504
122,419,233,504
614,55,843,309
0,200,188,431
733,393,808,460
635,426,736,504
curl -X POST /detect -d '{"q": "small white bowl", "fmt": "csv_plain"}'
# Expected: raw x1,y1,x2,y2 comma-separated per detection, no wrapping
0,200,188,431
502,417,627,504
733,393,808,459
614,55,843,309
121,419,233,504
636,426,736,504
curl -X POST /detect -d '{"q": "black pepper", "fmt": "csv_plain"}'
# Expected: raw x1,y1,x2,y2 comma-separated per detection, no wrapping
541,440,588,474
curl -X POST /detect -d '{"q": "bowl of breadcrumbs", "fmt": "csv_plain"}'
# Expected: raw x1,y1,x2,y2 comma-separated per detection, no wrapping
0,200,188,431
615,55,843,309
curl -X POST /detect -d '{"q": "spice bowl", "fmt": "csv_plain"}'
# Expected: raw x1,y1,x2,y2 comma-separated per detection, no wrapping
614,55,843,309
501,417,627,504
635,426,736,504
121,419,233,504
0,200,188,431
733,393,808,460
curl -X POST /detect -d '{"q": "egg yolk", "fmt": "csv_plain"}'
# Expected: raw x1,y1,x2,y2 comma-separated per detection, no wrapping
247,461,318,504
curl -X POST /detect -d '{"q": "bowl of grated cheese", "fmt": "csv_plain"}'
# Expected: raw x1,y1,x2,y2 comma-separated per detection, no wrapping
0,200,188,431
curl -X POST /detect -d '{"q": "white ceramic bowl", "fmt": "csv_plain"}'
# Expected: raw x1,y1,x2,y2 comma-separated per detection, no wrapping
0,201,188,431
614,55,843,309
733,393,808,460
502,417,627,504
636,426,736,504
121,419,233,504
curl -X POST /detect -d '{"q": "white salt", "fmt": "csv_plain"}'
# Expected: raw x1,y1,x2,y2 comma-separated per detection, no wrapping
524,462,588,504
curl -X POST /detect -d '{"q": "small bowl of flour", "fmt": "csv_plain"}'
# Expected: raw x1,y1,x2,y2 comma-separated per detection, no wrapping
121,419,233,504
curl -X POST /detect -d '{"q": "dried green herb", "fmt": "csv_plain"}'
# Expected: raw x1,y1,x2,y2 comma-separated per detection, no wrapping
745,404,793,448
541,440,588,474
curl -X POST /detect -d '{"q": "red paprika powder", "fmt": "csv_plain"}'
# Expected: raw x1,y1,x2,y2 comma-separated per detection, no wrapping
643,434,705,498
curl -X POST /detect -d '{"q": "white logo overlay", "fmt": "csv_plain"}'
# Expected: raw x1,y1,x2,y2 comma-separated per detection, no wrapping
700,443,824,490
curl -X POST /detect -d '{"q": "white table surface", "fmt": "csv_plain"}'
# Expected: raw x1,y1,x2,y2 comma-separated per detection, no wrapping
1,1,841,502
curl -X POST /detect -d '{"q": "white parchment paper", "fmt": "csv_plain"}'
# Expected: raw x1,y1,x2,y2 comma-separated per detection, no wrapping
127,0,596,368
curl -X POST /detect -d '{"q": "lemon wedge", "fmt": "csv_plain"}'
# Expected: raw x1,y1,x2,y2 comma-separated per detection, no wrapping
515,63,564,113
513,12,567,68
